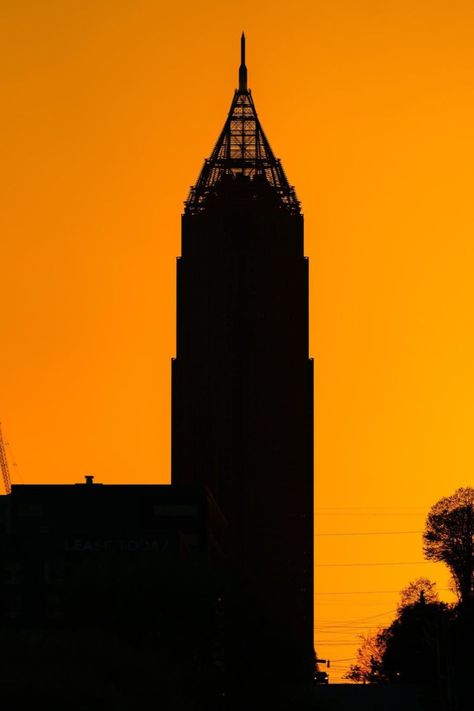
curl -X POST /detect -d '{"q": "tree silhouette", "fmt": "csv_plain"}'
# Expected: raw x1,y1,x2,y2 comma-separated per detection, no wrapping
344,632,387,683
344,489,474,709
381,599,451,685
345,580,449,687
398,577,439,611
423,487,474,605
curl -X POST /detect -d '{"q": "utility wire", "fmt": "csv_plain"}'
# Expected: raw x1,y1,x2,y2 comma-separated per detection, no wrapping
314,506,425,511
315,560,430,567
316,609,397,624
314,587,450,595
315,511,425,518
314,530,422,536
318,642,363,646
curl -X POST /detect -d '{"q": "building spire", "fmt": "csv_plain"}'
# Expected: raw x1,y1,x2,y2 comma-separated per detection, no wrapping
185,32,300,215
239,32,248,92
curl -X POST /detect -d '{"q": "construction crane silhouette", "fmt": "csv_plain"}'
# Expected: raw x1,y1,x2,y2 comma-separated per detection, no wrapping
0,422,12,495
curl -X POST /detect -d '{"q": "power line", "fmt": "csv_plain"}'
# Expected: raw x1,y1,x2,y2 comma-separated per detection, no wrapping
316,623,394,629
316,601,397,605
316,640,361,644
317,629,381,634
316,609,397,624
317,642,362,646
314,506,425,511
315,560,430,567
314,505,425,508
316,603,397,608
314,589,403,595
314,530,422,537
314,587,450,595
314,512,423,517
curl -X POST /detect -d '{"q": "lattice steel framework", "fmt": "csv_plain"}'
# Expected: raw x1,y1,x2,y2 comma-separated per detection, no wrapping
185,35,300,215
0,422,11,495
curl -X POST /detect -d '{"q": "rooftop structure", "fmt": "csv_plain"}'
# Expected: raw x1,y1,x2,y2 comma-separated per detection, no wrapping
185,33,300,216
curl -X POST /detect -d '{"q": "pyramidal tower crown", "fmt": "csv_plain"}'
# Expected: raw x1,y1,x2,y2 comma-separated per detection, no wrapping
185,34,300,215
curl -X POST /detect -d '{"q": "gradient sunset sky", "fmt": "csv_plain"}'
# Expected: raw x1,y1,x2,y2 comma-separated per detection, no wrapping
2,0,473,678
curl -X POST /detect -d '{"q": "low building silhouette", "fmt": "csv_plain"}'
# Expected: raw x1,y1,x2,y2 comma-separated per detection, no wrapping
0,478,225,624
0,480,228,709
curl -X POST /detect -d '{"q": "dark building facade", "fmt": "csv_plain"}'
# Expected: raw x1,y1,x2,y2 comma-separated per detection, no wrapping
172,36,314,681
0,481,227,708
0,480,225,623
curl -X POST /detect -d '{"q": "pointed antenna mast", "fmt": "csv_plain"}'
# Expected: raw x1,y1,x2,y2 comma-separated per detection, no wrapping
239,32,248,92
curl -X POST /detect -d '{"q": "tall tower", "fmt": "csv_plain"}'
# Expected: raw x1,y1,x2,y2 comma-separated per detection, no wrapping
172,36,314,682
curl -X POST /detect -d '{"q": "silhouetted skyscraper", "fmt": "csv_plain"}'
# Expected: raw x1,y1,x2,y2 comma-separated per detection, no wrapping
172,35,314,683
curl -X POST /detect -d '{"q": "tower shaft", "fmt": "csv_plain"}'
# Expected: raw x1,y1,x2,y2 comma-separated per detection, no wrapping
171,37,314,683
172,184,314,679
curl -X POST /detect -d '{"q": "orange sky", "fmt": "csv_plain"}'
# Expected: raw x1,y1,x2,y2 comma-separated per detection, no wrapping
1,0,473,679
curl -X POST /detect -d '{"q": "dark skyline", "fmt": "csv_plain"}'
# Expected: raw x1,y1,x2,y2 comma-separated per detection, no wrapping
1,3,470,680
